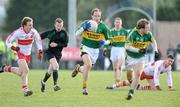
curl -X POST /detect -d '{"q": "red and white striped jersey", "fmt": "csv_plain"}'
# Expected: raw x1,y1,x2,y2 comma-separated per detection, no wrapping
144,60,173,87
6,27,42,55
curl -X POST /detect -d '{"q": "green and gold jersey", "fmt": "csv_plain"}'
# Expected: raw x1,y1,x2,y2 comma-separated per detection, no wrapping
126,28,155,58
110,27,128,47
78,20,110,48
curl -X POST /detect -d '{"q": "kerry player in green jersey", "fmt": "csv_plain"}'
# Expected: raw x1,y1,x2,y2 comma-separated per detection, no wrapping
106,17,128,89
71,8,110,95
125,18,159,100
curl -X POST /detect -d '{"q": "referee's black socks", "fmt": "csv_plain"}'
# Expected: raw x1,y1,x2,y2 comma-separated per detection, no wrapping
53,70,58,85
43,72,51,83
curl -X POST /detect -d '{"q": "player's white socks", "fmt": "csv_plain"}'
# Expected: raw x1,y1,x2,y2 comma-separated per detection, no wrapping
22,84,29,93
112,84,117,88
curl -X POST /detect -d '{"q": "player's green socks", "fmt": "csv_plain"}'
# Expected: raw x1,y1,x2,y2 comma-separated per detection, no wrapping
128,80,133,84
128,89,134,95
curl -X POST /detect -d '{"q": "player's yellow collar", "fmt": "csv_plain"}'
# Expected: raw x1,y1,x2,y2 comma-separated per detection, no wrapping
137,30,145,36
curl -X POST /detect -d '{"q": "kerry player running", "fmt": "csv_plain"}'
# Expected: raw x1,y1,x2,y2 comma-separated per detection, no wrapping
71,8,110,95
125,18,159,100
105,17,128,88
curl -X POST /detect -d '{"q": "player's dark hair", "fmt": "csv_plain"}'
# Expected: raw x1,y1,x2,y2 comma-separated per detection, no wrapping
91,8,101,16
136,18,149,29
167,54,174,59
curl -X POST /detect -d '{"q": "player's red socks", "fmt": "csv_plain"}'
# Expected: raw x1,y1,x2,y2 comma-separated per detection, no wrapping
4,66,12,72
22,84,28,92
137,84,152,90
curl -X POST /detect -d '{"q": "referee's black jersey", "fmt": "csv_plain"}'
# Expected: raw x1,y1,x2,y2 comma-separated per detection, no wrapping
41,29,69,55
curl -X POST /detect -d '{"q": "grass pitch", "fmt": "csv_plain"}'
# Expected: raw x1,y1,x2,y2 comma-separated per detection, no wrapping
0,70,180,107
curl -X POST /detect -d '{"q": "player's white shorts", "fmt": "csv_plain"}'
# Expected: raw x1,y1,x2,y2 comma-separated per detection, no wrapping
126,55,145,70
110,46,126,62
81,45,99,64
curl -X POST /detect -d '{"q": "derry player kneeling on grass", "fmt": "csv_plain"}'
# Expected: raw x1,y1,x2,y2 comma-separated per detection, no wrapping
107,55,175,91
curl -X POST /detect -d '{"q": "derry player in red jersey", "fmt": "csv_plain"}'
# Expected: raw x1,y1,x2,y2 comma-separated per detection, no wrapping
107,55,175,91
0,17,42,96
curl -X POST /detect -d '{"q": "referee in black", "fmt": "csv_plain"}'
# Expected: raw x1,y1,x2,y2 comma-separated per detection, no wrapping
40,18,69,92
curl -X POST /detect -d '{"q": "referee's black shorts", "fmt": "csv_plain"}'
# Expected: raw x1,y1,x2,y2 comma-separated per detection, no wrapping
45,50,62,62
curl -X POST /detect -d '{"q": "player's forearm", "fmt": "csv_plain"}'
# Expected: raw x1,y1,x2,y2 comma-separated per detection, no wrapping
35,35,43,50
57,42,68,48
6,41,12,48
6,33,17,48
152,39,158,52
75,27,84,36
40,31,51,40
154,75,160,86
125,44,139,53
166,72,173,87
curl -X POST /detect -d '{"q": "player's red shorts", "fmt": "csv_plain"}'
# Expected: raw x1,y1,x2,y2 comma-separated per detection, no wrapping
140,71,154,80
17,52,31,64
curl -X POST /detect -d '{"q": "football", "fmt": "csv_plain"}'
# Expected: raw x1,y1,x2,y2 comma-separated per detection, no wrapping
88,20,98,32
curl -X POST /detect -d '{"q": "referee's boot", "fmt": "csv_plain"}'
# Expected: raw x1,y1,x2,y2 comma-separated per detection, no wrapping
41,80,46,92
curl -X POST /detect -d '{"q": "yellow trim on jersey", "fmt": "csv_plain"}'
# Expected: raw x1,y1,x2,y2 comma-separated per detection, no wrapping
150,34,155,43
128,42,148,49
80,45,84,52
112,36,126,42
82,31,105,41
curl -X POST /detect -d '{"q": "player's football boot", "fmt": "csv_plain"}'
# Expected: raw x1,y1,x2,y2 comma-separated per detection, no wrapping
106,85,115,89
24,90,33,97
126,89,134,100
0,65,5,73
136,84,142,90
82,88,88,95
72,64,80,78
54,85,61,91
41,80,46,92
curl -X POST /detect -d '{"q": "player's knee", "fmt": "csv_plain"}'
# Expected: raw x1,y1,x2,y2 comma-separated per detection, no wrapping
85,63,92,69
52,64,59,70
18,72,23,76
135,72,141,78
21,66,29,74
113,68,117,72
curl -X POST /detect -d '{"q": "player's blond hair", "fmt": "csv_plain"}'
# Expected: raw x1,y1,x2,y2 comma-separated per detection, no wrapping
21,17,33,27
55,18,63,24
114,17,122,21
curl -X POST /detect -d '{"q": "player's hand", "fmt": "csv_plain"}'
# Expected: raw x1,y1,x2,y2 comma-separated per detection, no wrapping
83,22,91,31
155,51,160,61
38,50,43,61
100,40,105,47
105,40,112,45
50,42,58,47
139,48,146,54
11,46,20,52
103,49,107,57
156,85,162,91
